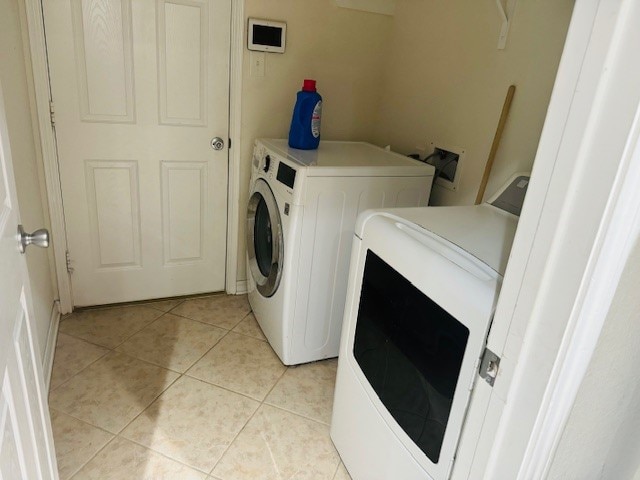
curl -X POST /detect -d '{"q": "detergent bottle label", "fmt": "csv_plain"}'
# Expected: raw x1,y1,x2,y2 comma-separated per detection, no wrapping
311,101,322,138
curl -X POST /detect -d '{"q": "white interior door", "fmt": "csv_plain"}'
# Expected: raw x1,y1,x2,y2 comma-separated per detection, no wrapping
43,0,231,306
0,84,58,478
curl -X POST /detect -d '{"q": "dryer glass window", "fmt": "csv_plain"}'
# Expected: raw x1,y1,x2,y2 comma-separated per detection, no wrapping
254,196,273,277
353,250,469,464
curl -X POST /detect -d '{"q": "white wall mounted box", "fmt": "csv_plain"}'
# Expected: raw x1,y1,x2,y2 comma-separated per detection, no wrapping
430,142,465,192
248,18,286,53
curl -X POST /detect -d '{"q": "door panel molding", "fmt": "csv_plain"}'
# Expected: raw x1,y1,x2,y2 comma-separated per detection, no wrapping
85,160,142,269
71,0,136,123
160,161,207,264
157,0,209,126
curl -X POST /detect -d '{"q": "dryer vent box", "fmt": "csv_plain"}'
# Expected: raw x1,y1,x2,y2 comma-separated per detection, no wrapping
429,143,465,191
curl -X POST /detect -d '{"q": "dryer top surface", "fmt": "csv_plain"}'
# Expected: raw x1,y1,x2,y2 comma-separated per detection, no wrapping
360,205,518,275
259,139,434,176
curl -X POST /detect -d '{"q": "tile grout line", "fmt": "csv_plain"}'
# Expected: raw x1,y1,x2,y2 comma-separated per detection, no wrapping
114,366,258,478
182,373,268,404
58,307,165,352
112,332,261,477
113,320,232,376
209,359,289,476
106,309,166,351
110,358,184,437
61,302,255,354
56,316,269,402
116,433,212,475
262,400,332,427
66,433,119,480
207,343,290,477
331,459,342,480
182,327,235,376
53,331,117,352
261,364,339,426
111,325,238,464
166,308,252,332
52,350,183,435
48,406,116,438
48,347,111,395
206,394,264,477
208,359,341,477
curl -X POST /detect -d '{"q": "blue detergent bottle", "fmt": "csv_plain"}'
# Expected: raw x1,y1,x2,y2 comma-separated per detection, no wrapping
288,79,322,150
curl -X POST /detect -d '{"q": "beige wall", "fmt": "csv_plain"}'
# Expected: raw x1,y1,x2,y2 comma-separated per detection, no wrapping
0,0,56,359
548,237,640,480
236,0,394,281
235,0,573,281
372,0,574,205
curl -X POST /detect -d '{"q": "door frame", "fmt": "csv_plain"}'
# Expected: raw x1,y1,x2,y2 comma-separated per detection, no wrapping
452,0,640,477
23,0,244,313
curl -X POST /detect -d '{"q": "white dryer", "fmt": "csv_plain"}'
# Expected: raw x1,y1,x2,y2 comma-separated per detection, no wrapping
246,139,435,365
330,174,530,480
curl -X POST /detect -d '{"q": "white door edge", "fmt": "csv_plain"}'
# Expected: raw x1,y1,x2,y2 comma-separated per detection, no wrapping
513,0,640,474
24,0,242,310
42,300,61,392
519,74,640,480
225,0,245,295
24,0,73,313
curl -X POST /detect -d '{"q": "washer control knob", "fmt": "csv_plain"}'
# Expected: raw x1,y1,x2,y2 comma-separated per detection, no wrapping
263,155,271,173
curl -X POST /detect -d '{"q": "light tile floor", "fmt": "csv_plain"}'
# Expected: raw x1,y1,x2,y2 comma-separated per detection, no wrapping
48,294,351,480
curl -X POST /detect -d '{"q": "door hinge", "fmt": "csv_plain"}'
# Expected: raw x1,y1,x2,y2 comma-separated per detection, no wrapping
49,100,56,126
228,137,231,149
479,347,501,387
65,250,74,274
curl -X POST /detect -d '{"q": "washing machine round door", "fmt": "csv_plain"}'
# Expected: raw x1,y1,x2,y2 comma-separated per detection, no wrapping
247,179,284,297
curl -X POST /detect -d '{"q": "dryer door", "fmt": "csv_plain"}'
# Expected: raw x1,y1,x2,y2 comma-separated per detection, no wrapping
247,179,284,297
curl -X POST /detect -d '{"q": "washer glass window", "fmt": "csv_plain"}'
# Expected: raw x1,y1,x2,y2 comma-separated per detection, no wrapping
254,197,273,276
247,179,284,297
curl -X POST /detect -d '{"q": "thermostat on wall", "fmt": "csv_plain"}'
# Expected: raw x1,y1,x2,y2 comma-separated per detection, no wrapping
248,18,286,53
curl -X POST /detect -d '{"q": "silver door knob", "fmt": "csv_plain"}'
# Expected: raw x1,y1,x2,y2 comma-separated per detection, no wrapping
18,225,49,254
211,137,225,150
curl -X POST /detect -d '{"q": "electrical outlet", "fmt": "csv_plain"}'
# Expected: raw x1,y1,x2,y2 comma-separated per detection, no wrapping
250,51,265,77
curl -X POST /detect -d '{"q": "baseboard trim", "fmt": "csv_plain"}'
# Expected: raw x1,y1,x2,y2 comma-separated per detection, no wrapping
235,280,248,295
43,300,60,392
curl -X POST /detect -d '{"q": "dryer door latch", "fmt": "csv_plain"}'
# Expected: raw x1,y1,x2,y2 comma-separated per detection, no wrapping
479,348,501,387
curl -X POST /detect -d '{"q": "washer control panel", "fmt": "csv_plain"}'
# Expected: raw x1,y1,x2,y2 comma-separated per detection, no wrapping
252,140,298,197
276,162,296,188
252,143,275,179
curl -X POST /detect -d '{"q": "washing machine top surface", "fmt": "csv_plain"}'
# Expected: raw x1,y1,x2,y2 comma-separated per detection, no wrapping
259,139,433,177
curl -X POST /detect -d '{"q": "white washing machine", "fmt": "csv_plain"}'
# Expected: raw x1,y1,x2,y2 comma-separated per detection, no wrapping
330,174,529,480
246,139,435,365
